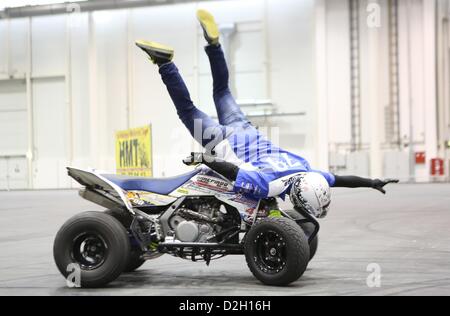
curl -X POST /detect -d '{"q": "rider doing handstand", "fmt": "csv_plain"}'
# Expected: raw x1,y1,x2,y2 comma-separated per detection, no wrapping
135,9,398,218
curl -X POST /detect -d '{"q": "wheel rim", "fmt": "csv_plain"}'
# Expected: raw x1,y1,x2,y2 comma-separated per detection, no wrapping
71,233,108,270
253,230,287,274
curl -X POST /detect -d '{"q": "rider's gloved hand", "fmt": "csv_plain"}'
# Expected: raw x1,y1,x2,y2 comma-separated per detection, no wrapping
372,179,399,194
183,152,204,166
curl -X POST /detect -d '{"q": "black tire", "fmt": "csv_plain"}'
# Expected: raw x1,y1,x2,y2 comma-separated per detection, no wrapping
123,250,146,272
284,209,319,261
244,217,310,286
104,209,146,272
308,234,319,261
104,209,133,227
53,211,130,288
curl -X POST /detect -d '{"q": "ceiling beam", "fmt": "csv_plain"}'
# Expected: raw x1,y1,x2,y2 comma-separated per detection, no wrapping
0,0,223,19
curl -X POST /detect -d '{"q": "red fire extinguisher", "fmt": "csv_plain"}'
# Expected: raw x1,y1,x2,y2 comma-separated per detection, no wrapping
431,158,444,176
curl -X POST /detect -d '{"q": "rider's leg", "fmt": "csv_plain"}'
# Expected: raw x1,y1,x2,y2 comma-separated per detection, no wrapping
136,40,225,149
205,44,249,127
197,10,249,127
159,62,226,150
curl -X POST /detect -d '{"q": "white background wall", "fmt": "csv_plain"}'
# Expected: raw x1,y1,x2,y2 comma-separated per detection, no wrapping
0,0,320,189
319,0,439,182
0,0,446,189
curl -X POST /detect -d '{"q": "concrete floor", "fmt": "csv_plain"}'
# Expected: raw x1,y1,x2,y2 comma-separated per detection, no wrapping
0,184,449,296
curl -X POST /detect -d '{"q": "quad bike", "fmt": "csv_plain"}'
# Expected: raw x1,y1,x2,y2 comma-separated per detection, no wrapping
53,159,320,288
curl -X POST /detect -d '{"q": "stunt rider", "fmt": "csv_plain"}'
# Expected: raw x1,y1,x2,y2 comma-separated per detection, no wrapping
135,9,398,218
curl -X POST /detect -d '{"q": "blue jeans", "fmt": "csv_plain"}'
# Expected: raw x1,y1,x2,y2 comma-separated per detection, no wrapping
159,44,251,149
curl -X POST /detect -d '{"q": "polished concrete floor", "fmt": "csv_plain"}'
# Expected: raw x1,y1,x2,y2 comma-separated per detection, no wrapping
0,184,449,296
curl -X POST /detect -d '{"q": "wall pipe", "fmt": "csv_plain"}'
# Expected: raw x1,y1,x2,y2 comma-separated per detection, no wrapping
25,17,34,189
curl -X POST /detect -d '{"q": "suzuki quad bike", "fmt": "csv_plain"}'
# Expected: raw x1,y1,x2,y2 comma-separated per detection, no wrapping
53,160,320,288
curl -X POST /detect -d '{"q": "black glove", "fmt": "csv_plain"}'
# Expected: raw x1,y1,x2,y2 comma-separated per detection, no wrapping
182,152,204,166
372,179,399,194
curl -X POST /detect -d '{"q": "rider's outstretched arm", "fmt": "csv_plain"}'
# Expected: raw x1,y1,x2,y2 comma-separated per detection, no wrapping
333,175,399,194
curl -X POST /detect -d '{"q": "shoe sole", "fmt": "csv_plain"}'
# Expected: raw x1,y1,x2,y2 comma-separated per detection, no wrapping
196,9,219,42
135,40,174,58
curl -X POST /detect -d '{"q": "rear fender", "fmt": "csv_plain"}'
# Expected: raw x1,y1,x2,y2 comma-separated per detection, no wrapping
67,167,134,214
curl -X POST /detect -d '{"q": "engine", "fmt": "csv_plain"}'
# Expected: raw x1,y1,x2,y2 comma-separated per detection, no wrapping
168,199,236,243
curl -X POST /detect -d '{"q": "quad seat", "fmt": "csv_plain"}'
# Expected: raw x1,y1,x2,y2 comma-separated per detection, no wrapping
102,169,200,195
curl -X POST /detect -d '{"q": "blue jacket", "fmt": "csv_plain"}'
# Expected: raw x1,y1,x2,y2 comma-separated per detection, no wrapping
214,126,335,199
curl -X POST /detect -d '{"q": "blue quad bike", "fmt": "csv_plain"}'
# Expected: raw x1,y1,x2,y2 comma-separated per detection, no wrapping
53,160,319,288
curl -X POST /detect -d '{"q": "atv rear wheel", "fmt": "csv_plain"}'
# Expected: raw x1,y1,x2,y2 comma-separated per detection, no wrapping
284,209,319,261
244,217,309,286
104,209,146,272
53,211,130,288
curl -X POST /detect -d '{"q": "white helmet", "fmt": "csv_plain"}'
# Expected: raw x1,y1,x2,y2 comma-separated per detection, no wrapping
289,172,331,218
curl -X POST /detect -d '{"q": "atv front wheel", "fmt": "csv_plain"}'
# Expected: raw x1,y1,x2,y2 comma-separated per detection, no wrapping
284,209,319,261
53,211,130,288
244,217,309,286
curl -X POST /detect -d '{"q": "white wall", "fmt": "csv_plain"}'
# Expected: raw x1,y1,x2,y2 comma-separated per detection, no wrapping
0,18,29,190
323,0,351,145
0,0,443,188
398,0,438,182
320,0,438,182
266,0,317,165
436,0,450,180
0,0,318,188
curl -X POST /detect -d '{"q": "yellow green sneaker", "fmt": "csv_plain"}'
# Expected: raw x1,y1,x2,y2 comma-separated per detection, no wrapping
196,9,220,45
135,40,174,65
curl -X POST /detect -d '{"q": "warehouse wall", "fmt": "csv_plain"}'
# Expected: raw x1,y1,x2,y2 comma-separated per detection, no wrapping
0,0,445,189
436,0,450,179
0,0,318,189
320,0,438,182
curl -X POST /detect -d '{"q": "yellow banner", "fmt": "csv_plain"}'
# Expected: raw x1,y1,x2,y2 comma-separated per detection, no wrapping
115,125,152,177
